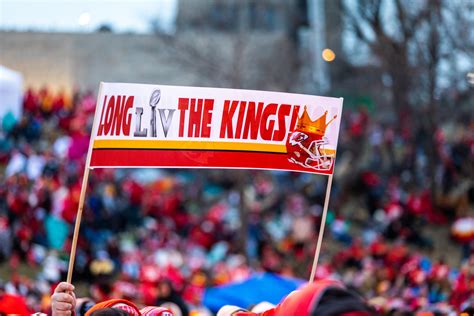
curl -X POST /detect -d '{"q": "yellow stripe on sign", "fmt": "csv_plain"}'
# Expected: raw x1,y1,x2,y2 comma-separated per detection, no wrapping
93,139,288,153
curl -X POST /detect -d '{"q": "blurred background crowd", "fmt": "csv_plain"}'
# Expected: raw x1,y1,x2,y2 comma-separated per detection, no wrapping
0,0,473,315
1,85,472,315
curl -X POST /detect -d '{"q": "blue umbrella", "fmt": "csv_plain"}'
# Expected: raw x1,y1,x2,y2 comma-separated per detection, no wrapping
203,272,305,312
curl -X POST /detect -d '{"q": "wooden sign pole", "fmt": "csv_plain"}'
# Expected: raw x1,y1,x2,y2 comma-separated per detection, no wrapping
309,173,334,283
66,166,91,284
66,83,103,284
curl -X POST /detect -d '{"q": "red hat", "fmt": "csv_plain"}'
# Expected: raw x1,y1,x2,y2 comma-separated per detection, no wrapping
85,299,141,316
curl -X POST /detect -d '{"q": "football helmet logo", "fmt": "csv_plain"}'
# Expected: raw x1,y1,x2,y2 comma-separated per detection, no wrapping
286,108,337,171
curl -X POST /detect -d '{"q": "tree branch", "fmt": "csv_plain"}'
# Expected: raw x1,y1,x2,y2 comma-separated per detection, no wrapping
342,0,374,44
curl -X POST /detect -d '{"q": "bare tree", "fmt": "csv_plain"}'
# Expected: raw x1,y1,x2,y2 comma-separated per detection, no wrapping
343,0,473,113
151,0,300,92
153,31,299,92
342,0,473,197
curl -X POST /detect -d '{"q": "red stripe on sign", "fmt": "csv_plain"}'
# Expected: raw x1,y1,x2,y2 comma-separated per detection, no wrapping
90,149,334,175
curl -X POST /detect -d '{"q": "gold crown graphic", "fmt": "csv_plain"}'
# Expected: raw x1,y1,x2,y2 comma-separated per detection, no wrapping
296,106,337,136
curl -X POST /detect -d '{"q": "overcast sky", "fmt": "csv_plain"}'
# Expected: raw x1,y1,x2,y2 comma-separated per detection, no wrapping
0,0,177,33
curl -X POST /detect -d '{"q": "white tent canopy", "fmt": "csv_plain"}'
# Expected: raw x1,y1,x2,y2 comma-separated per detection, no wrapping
0,65,23,123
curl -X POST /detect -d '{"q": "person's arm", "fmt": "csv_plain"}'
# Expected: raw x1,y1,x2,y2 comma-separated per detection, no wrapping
51,282,76,316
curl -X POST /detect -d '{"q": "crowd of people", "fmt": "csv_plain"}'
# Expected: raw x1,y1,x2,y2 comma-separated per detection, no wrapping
0,87,472,315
